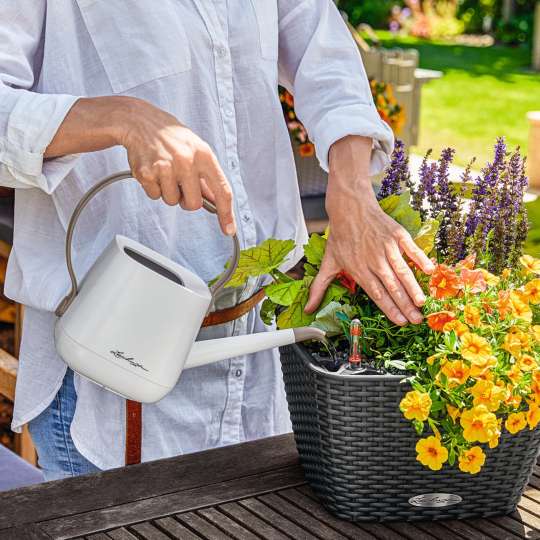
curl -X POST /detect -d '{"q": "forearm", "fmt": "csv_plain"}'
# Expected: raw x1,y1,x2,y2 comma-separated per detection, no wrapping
326,135,377,218
44,95,139,158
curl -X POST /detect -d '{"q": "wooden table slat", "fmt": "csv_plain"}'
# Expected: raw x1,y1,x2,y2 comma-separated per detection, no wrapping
258,492,349,540
456,518,525,540
239,497,318,540
0,434,299,530
385,522,439,540
488,515,540,539
411,521,466,540
435,519,495,540
196,507,260,540
218,501,291,540
105,529,139,540
152,517,201,540
85,534,110,540
278,488,377,540
38,466,304,538
128,521,174,540
175,513,230,540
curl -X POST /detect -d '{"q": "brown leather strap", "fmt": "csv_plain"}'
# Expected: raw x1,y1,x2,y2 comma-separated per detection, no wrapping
125,399,142,465
124,287,266,465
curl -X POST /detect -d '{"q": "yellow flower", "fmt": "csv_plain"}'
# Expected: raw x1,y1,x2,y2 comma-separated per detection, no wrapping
524,279,540,304
527,403,540,430
458,446,486,474
520,255,540,275
446,404,461,423
505,412,527,434
480,269,500,286
443,319,469,337
519,354,537,372
440,360,470,388
469,379,507,412
503,328,530,358
502,268,512,279
464,305,482,327
469,354,497,378
507,364,524,386
531,326,540,343
489,434,499,448
504,388,522,408
460,405,499,443
460,333,492,363
415,436,448,471
510,291,532,322
400,390,432,422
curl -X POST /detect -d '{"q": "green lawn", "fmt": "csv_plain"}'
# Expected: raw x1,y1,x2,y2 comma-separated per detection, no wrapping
375,31,540,167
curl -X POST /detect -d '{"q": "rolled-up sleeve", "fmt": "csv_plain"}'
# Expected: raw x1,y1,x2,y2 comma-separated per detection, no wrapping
0,2,79,193
278,0,394,174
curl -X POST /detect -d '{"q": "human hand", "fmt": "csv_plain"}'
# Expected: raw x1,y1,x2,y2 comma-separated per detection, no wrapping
304,135,434,325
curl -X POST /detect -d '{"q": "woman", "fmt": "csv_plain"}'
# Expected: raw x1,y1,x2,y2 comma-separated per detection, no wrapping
0,0,432,479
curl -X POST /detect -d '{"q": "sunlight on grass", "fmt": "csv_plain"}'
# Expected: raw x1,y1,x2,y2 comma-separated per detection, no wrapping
375,31,540,167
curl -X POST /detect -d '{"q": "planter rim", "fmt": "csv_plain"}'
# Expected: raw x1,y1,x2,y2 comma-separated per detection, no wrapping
289,343,409,382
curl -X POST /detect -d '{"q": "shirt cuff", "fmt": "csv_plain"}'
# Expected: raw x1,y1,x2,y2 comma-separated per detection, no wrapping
0,91,80,193
311,102,395,175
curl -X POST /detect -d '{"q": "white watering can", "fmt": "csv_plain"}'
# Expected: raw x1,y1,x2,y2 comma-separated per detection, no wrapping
54,172,325,403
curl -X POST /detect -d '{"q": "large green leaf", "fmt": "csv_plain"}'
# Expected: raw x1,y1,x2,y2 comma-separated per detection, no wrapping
303,234,326,267
311,301,356,336
414,218,440,254
224,238,295,288
265,280,304,306
379,191,422,236
276,277,315,329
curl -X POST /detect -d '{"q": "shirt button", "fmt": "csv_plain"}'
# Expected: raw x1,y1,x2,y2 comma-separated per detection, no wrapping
230,159,237,170
242,214,251,223
225,108,234,118
235,369,243,378
216,45,227,58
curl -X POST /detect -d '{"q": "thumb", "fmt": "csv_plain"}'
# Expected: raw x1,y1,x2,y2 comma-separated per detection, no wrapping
304,258,338,314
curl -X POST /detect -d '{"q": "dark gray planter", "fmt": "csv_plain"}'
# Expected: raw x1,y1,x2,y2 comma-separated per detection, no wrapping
279,344,540,522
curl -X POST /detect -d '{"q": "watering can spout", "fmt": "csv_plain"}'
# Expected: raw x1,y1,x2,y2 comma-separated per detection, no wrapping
184,327,326,370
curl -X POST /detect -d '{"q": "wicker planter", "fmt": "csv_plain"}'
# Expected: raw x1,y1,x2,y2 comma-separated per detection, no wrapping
280,344,540,522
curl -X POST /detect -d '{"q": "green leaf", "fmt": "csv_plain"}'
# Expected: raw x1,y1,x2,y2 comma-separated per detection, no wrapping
321,282,348,306
224,238,295,288
260,298,278,325
276,277,316,329
303,263,318,277
379,191,422,236
414,218,440,254
448,447,456,466
265,280,303,307
303,234,326,267
387,360,407,371
413,420,424,435
310,302,356,336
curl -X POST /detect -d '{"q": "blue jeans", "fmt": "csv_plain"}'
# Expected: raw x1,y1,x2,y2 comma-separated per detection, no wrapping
28,369,101,481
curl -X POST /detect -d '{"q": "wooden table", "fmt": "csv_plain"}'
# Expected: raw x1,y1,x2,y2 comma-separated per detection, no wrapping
1,434,539,540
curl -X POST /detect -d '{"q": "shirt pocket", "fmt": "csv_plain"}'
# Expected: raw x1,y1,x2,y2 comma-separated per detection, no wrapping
250,0,279,60
76,0,192,94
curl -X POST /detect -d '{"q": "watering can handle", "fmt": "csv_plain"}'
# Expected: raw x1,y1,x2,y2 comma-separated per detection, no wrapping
55,170,241,317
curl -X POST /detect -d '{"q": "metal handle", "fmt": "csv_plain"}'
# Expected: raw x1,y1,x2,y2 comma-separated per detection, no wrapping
55,170,240,317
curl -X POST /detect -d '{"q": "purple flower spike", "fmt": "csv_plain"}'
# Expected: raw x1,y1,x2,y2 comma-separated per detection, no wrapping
377,140,410,200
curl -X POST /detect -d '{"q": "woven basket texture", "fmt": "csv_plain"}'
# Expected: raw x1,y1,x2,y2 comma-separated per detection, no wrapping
280,344,540,522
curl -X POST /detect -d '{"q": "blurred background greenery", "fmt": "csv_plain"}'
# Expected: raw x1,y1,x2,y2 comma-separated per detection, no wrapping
335,0,540,255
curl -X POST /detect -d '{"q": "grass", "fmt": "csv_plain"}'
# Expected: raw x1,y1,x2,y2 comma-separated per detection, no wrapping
374,31,540,167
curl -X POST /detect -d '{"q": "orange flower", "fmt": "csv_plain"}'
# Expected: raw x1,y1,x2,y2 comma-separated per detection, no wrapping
298,143,315,157
480,269,500,287
526,403,540,429
443,319,469,337
456,253,477,270
464,305,482,327
458,446,486,474
531,325,540,343
507,364,523,385
523,279,540,304
427,311,456,332
519,354,537,372
446,404,461,422
510,291,532,322
461,268,487,293
469,354,497,378
336,271,357,294
497,290,511,318
440,360,470,388
429,264,462,299
503,327,530,358
469,379,507,412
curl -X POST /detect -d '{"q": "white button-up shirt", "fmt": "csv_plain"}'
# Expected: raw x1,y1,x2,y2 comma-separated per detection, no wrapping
1,0,393,469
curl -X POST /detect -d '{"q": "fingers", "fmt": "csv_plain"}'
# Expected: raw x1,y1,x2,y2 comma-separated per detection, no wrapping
305,256,339,313
177,171,203,211
354,269,408,326
200,152,236,236
155,161,180,206
397,230,435,274
386,243,426,308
